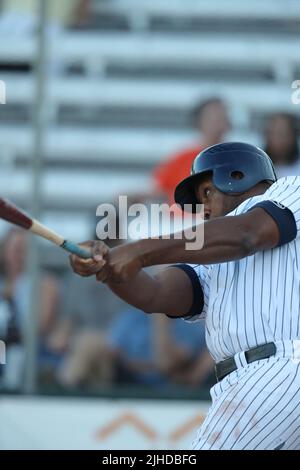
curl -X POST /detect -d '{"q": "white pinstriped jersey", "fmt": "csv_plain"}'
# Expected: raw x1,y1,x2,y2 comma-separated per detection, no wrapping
187,176,300,362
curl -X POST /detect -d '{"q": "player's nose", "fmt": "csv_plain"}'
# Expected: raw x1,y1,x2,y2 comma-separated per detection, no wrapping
204,209,211,220
202,202,211,220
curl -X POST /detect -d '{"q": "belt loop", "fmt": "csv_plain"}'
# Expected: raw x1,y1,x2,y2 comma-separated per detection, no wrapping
234,351,248,368
216,342,277,382
292,340,300,363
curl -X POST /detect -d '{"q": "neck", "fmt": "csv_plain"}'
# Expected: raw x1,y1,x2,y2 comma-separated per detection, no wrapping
246,183,270,198
226,183,270,214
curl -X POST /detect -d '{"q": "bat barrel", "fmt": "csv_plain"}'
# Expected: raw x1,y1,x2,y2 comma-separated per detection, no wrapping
0,199,32,229
0,201,91,260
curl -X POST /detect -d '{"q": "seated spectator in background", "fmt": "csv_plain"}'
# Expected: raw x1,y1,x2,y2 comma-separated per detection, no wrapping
264,112,300,178
153,97,230,206
0,228,59,390
0,0,91,75
52,273,126,388
51,217,127,389
153,315,215,388
107,306,214,389
128,98,230,210
51,208,214,390
0,0,90,34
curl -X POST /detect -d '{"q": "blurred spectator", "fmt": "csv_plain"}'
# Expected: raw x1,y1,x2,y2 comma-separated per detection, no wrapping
153,97,230,205
107,307,214,389
0,0,90,34
51,215,212,391
0,228,59,390
51,215,127,389
52,274,126,388
264,112,300,178
0,0,91,75
153,315,215,388
127,98,230,239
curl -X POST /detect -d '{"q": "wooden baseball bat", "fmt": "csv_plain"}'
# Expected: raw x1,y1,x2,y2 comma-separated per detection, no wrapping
0,198,91,259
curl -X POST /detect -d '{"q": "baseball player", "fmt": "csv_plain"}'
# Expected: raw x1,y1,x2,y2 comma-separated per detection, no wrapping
70,142,300,450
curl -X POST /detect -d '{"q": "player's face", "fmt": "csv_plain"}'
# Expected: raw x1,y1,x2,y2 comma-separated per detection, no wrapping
194,175,241,219
196,102,230,139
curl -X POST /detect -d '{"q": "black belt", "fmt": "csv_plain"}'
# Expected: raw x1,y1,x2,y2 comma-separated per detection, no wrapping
215,342,276,382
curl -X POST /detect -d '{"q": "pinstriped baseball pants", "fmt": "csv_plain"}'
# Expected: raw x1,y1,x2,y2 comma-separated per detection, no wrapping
191,341,300,450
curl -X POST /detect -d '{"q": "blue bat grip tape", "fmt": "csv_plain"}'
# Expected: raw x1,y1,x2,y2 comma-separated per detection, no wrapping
61,240,91,259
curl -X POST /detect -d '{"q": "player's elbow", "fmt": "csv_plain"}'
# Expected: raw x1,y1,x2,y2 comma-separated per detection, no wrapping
139,292,161,314
240,231,258,256
235,219,261,257
236,211,278,257
240,225,274,256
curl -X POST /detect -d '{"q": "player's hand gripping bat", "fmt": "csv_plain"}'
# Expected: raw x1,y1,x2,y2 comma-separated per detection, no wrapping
0,198,91,259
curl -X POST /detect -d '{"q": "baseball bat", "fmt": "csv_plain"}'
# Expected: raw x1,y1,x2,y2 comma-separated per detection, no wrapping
0,198,91,259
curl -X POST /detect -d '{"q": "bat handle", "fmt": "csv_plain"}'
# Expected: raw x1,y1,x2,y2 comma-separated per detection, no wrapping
61,240,91,259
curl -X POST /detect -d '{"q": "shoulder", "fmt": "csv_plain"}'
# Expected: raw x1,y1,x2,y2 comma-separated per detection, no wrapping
227,195,263,216
229,176,300,216
264,176,300,195
177,263,211,279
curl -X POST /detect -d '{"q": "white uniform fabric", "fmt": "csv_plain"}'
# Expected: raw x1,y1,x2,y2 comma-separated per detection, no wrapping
192,341,300,450
187,176,300,450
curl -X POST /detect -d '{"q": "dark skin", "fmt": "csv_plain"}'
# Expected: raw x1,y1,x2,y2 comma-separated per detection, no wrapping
70,175,279,317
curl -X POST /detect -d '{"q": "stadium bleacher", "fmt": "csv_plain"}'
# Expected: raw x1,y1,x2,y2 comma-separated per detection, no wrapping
0,0,300,266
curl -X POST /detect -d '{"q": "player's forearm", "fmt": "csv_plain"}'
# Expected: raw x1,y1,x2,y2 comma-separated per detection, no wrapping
140,214,257,267
107,270,162,313
106,265,193,316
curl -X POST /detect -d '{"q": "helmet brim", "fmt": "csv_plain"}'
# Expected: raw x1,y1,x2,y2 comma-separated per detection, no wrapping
174,173,206,213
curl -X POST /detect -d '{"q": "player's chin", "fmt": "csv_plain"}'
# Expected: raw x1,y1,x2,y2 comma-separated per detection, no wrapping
210,210,226,219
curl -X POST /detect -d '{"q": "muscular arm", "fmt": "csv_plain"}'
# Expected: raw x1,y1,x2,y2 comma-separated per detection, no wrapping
107,267,194,316
104,208,279,315
140,208,280,267
70,208,279,316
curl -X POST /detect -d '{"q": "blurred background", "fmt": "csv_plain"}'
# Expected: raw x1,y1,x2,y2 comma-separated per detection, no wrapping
0,0,300,450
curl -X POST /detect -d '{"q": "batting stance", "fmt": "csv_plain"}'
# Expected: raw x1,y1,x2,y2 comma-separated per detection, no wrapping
71,142,300,450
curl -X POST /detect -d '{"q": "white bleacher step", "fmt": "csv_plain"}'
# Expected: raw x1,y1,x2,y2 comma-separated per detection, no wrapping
0,126,195,163
3,75,296,112
91,0,300,21
0,126,260,164
0,33,299,71
0,167,152,206
58,33,300,71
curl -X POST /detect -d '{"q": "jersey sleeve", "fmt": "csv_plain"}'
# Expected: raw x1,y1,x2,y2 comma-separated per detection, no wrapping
247,176,300,245
171,263,211,322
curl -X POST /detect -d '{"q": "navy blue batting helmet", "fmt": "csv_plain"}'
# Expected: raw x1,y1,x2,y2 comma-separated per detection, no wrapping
174,141,277,212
